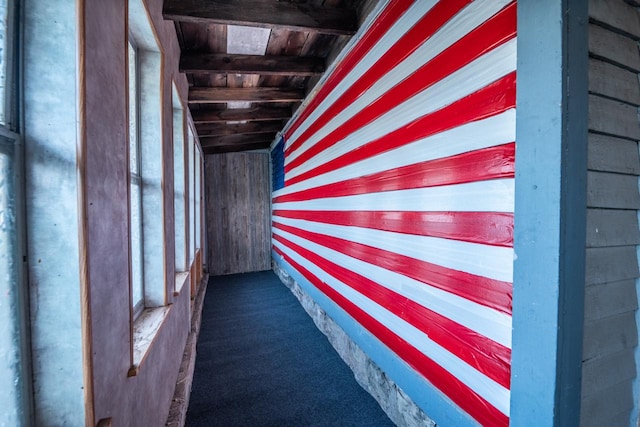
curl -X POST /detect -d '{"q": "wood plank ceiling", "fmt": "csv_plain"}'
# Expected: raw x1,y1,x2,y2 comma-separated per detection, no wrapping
163,0,373,154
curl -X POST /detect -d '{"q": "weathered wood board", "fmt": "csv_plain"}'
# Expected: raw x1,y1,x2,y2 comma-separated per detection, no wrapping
587,170,640,209
589,58,640,105
583,311,638,360
588,133,640,174
588,0,640,40
585,246,640,286
588,94,640,140
589,24,640,70
586,208,640,248
584,279,638,321
582,7,640,424
205,152,271,275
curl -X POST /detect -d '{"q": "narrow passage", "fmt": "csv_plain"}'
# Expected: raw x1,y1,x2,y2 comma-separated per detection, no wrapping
186,270,394,426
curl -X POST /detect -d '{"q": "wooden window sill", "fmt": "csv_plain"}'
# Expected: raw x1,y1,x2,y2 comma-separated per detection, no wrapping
128,305,171,376
174,271,190,297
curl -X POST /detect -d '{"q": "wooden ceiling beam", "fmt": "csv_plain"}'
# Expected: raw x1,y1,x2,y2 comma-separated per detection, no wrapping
181,53,325,76
197,121,283,137
191,106,291,123
199,133,276,148
203,141,271,155
163,0,357,36
189,87,304,104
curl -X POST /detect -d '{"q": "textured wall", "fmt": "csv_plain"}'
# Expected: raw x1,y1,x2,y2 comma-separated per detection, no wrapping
272,1,516,425
83,0,194,424
23,0,85,423
582,1,640,425
23,0,196,424
205,152,271,275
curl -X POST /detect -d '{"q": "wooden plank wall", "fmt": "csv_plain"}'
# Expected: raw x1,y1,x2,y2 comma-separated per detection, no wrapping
583,2,640,425
204,152,271,275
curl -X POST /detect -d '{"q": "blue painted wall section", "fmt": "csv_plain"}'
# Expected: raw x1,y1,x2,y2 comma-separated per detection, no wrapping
271,137,284,192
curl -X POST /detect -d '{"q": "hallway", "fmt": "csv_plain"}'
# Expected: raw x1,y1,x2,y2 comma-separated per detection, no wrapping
186,271,394,426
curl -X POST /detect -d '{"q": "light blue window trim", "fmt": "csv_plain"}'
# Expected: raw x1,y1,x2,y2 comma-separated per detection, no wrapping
510,1,588,426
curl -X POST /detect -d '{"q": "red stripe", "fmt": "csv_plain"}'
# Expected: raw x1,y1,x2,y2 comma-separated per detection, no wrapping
273,232,511,389
273,246,509,427
272,221,512,315
285,72,516,187
273,210,514,248
285,2,517,171
278,143,514,204
285,0,416,140
285,0,473,155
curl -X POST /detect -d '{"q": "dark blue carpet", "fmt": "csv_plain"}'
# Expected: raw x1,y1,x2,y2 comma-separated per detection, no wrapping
186,270,394,426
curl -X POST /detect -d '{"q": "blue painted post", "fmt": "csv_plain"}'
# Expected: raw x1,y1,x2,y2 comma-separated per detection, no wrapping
511,0,588,426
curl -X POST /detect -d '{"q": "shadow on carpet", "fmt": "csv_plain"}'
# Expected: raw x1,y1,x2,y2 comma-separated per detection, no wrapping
186,270,395,427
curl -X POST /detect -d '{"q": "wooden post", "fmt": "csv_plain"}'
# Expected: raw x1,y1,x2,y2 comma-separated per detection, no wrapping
510,0,588,425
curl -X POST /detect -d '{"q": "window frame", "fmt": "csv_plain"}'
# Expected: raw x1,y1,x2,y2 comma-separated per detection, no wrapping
187,126,196,265
172,82,187,276
195,143,202,251
128,34,145,319
0,0,18,129
127,0,169,373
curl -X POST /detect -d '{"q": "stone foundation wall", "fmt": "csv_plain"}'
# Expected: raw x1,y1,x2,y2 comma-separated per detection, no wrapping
272,261,436,427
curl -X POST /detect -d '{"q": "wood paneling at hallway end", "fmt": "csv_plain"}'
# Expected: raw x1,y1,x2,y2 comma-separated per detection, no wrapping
205,152,271,275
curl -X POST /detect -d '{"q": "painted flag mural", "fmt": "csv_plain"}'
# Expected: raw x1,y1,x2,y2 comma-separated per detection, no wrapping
271,1,516,425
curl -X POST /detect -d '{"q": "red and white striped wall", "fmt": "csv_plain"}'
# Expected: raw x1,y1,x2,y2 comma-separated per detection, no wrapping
271,1,516,425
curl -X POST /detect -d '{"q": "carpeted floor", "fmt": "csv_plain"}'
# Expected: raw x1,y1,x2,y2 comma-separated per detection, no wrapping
186,270,394,426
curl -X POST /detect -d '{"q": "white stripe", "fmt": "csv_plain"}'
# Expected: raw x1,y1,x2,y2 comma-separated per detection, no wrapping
277,110,515,197
286,0,438,147
272,226,512,346
274,178,514,213
274,215,513,282
287,39,517,179
286,0,513,163
273,239,510,416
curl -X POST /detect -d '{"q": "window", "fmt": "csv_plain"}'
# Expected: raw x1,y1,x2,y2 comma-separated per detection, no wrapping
128,0,167,371
128,0,164,317
0,0,31,424
271,137,285,191
0,0,15,128
188,127,196,264
128,38,144,317
173,84,186,274
195,145,202,251
173,84,189,300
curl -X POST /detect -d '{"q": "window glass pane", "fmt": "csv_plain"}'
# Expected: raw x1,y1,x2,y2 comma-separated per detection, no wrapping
173,106,186,271
128,41,138,175
195,151,201,249
130,179,143,311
